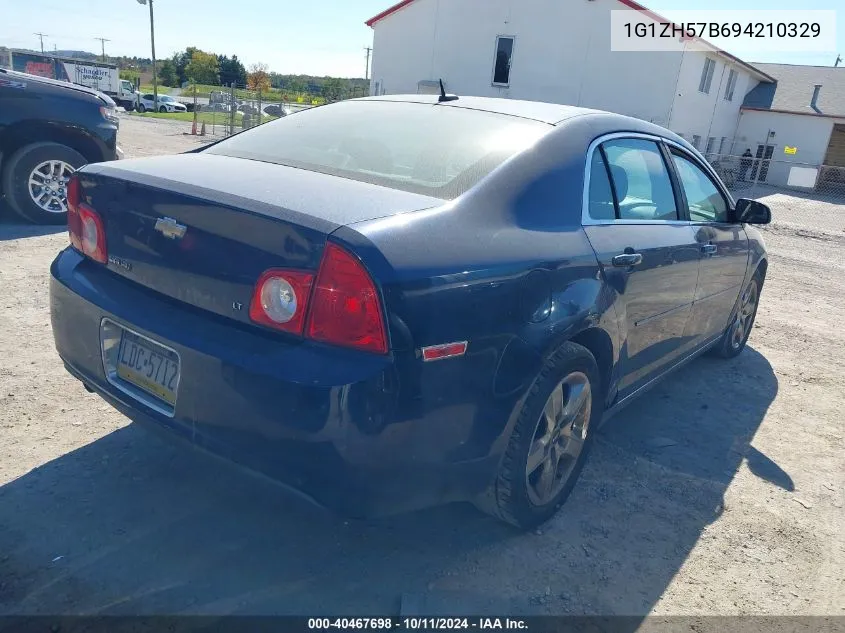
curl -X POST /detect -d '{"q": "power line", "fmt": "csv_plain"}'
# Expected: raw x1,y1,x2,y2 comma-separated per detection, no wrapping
94,37,111,61
33,32,47,53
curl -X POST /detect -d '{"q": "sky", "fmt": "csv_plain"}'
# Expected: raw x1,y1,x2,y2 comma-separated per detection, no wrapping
1,0,842,78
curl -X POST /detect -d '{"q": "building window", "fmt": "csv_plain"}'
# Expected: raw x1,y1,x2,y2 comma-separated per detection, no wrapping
692,134,702,149
724,69,738,101
492,36,515,86
699,58,716,94
705,137,716,155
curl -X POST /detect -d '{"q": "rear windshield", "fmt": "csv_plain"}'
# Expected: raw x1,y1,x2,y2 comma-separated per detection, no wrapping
205,100,551,199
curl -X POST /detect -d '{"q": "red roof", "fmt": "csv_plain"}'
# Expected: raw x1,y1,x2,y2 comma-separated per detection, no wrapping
365,0,774,82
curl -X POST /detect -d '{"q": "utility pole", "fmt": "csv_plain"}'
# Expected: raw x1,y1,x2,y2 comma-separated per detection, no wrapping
136,0,158,109
364,46,372,80
95,37,110,62
34,33,47,53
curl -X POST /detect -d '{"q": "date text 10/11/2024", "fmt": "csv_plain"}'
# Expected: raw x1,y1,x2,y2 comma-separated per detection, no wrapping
308,618,528,630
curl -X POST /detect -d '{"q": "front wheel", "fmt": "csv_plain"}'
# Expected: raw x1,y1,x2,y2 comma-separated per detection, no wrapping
477,342,602,530
137,103,146,113
711,276,762,358
159,106,168,113
1,142,86,225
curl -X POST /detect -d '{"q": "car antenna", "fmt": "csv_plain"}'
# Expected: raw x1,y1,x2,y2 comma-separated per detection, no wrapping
438,79,459,102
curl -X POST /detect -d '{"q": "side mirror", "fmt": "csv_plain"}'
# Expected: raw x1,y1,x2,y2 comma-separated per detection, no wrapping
734,198,772,225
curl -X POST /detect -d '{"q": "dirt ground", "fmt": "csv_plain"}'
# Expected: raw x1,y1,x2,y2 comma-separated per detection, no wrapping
0,115,842,618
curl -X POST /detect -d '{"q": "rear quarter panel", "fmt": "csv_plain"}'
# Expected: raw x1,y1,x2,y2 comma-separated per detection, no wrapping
337,113,637,456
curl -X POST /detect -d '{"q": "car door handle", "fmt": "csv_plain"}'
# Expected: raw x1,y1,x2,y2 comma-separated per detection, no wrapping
612,253,643,267
700,243,718,256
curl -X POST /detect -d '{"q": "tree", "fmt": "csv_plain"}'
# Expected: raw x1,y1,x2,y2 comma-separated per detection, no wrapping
322,77,345,103
158,59,177,87
287,76,306,98
185,50,219,85
172,46,199,86
219,54,247,87
247,62,271,93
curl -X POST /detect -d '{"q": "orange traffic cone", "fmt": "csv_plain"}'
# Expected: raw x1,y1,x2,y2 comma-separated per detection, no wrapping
200,122,206,136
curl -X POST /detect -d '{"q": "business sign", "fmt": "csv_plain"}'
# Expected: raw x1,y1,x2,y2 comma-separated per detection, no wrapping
784,146,798,155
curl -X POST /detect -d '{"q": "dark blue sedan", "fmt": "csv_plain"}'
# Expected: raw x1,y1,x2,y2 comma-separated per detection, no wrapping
50,95,771,529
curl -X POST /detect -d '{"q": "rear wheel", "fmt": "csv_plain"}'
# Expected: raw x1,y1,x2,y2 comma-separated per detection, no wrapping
478,342,601,530
711,275,762,358
1,142,86,225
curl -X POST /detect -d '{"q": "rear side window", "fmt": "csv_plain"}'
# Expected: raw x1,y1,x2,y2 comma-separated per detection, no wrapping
587,149,616,220
601,139,678,221
205,100,550,199
671,152,729,223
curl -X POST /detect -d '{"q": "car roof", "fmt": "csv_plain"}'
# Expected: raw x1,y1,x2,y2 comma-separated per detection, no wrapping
0,67,108,101
355,94,606,125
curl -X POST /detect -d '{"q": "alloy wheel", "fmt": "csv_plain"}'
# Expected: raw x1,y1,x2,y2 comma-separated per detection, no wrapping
28,160,75,214
525,371,592,506
731,280,759,349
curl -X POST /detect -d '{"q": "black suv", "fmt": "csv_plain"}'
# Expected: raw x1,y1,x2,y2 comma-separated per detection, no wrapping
0,68,121,224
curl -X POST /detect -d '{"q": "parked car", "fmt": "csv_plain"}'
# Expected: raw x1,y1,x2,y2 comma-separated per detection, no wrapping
262,104,288,118
137,94,187,113
237,103,258,115
0,68,121,224
50,95,771,529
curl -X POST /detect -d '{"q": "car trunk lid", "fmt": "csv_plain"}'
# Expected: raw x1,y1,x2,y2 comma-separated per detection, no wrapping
78,153,440,327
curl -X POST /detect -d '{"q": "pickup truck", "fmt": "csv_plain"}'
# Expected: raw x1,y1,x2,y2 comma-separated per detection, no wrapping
0,68,122,224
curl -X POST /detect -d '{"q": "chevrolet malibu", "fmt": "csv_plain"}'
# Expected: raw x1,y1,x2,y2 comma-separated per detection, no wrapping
50,95,771,529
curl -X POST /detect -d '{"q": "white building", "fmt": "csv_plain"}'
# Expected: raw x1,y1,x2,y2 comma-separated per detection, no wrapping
734,63,845,189
365,0,775,155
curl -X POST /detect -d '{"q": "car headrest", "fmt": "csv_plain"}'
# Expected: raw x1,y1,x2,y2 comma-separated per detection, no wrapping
609,165,628,201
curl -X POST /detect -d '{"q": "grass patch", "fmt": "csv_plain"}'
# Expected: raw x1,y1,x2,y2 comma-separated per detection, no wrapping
127,110,278,126
147,83,325,105
138,85,172,95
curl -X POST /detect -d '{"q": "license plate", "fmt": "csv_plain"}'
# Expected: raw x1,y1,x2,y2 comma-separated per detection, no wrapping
115,330,180,406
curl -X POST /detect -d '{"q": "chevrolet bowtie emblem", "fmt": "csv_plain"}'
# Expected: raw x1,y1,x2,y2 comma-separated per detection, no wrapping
154,217,187,240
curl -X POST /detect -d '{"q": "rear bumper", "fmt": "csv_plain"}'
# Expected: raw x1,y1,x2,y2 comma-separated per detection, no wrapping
50,249,506,516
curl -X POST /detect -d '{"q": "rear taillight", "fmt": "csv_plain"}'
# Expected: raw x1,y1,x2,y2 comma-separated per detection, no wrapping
248,270,314,335
66,175,107,264
248,242,388,354
67,175,82,251
306,243,387,354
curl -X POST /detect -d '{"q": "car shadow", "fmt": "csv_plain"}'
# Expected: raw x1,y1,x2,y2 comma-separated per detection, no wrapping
0,204,65,240
0,347,779,621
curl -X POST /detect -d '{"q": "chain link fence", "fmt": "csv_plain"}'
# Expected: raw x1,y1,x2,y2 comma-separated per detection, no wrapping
166,81,371,138
704,152,845,212
170,83,318,138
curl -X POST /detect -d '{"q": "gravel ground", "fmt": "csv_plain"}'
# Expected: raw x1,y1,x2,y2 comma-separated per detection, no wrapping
0,116,842,618
115,114,216,158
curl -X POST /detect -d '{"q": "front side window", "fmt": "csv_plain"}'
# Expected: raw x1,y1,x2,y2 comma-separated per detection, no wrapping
493,36,515,86
699,58,716,94
601,139,678,221
671,152,729,223
206,100,550,199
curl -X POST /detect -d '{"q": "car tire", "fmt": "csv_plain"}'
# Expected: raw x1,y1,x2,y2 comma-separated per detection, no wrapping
710,274,763,359
159,106,167,113
477,342,602,530
1,142,86,225
137,103,146,113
